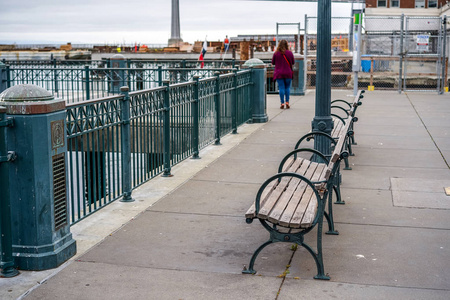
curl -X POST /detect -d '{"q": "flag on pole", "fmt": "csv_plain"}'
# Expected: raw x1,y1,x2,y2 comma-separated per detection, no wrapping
224,36,230,52
199,39,207,68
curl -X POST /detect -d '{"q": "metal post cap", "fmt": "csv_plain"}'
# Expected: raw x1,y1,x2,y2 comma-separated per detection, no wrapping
0,84,65,115
0,84,54,102
242,58,266,69
111,54,126,60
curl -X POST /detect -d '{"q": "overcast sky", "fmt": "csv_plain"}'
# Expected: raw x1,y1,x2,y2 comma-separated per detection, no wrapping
0,0,356,45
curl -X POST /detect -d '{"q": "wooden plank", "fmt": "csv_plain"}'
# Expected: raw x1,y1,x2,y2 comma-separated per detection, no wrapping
267,176,302,224
291,165,329,228
280,156,295,172
277,162,322,227
257,174,295,219
331,121,343,137
267,158,317,223
331,119,352,163
322,161,335,181
245,180,277,219
245,158,306,219
284,156,305,173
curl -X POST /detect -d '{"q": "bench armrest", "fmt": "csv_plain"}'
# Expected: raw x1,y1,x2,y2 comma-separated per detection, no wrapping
331,99,352,109
278,148,329,173
295,131,336,150
331,106,350,119
253,172,325,217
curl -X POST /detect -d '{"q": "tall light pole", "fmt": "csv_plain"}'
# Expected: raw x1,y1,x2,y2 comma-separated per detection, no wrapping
311,0,333,155
168,0,183,46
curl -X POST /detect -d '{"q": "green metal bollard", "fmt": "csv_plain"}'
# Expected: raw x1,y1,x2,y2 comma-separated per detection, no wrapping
119,86,134,202
192,76,201,159
109,54,126,93
0,84,76,271
162,80,172,177
0,106,19,278
242,59,268,123
214,72,222,145
291,54,305,95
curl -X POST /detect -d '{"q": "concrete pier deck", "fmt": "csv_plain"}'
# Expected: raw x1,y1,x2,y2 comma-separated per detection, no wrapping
2,90,449,300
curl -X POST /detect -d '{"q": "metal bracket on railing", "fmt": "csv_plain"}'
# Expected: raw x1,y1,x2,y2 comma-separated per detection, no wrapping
0,151,16,163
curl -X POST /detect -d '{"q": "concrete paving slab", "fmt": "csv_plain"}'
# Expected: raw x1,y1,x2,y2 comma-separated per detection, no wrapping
192,158,280,184
221,143,295,162
336,188,450,229
278,278,450,300
350,147,446,169
148,180,259,216
357,103,414,112
24,261,283,300
391,178,450,193
354,134,436,150
8,90,450,300
78,211,292,277
393,190,450,210
355,124,429,137
426,126,450,138
258,121,311,133
433,137,450,150
418,116,450,127
391,178,450,209
288,224,450,290
340,165,450,190
241,127,307,146
355,115,423,127
441,150,450,164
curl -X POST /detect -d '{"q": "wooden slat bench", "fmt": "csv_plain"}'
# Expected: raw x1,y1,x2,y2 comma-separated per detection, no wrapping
294,114,357,205
331,90,365,149
243,119,353,280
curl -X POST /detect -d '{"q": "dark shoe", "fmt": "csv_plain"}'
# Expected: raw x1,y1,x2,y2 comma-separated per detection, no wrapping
285,102,290,109
280,104,285,109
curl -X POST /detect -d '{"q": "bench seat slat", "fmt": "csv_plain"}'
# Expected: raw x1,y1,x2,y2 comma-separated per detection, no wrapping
257,175,295,219
277,162,321,227
245,158,306,219
289,164,327,228
331,120,343,137
257,158,306,218
267,160,314,224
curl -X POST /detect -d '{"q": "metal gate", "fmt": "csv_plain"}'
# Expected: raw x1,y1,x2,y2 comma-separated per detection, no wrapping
403,16,446,92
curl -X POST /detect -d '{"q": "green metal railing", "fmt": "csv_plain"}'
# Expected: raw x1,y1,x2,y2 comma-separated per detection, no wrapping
2,58,242,69
5,66,238,103
3,59,283,98
65,69,253,224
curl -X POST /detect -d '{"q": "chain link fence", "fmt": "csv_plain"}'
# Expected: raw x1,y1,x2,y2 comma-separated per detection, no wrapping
304,15,448,93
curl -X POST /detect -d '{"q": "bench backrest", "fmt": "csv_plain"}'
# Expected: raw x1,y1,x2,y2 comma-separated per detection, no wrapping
323,118,352,181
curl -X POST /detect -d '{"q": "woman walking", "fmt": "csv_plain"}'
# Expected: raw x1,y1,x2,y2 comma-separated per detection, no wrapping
271,39,295,109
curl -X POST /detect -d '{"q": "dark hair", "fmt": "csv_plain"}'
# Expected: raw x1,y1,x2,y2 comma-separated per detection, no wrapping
276,40,289,54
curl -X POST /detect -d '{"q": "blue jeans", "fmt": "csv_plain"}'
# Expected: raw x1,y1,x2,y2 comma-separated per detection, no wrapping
276,78,292,104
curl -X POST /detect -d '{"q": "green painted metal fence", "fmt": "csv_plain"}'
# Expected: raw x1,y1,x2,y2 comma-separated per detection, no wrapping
5,66,238,103
65,69,252,224
3,59,282,97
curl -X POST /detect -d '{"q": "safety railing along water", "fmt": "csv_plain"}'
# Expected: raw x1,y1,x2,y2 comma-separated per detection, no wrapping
65,69,252,224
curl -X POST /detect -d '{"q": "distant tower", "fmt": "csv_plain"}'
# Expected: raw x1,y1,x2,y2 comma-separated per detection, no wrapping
168,0,183,45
